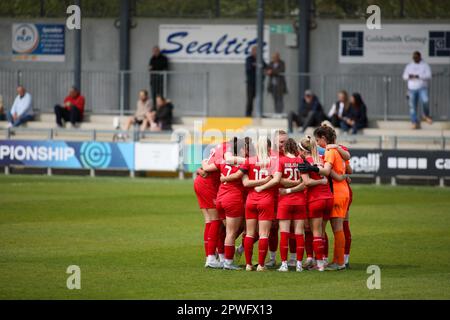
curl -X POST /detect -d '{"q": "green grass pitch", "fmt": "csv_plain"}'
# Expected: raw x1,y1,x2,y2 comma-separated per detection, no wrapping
0,175,449,299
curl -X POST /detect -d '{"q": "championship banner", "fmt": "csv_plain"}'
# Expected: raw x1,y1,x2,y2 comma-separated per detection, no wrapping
339,24,450,64
159,24,270,63
0,140,134,170
12,23,65,62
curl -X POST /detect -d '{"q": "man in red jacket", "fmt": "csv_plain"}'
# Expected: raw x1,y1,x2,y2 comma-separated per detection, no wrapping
54,86,85,128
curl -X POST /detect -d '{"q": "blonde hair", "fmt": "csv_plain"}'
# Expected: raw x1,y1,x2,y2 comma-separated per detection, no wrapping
255,136,271,168
320,120,334,130
299,135,321,165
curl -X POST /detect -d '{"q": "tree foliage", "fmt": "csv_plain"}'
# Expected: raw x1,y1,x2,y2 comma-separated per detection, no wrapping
1,0,449,19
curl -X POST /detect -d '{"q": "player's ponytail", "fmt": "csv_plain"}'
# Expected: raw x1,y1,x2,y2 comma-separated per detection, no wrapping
300,135,321,165
256,136,271,169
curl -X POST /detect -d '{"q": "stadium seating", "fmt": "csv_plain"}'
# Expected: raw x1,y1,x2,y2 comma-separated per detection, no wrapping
1,114,449,150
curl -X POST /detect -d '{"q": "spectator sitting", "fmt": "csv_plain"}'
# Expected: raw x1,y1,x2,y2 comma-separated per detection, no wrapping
288,89,326,133
124,90,152,132
7,86,34,128
147,95,173,131
340,93,368,135
54,86,85,128
328,90,349,128
0,95,6,121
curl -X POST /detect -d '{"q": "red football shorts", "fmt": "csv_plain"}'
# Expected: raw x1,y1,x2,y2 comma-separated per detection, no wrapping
307,198,334,220
216,199,244,219
245,202,275,221
194,181,217,209
277,204,307,220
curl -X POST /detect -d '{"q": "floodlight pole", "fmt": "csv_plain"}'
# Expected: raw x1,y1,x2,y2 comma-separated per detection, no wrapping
74,0,81,91
298,0,311,103
255,0,265,119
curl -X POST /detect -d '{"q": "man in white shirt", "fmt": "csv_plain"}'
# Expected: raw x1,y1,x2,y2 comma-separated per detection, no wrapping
7,86,34,128
402,51,432,129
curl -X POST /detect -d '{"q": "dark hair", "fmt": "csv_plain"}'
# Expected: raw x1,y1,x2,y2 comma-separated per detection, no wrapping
351,93,365,109
140,89,149,97
284,138,299,156
313,124,336,144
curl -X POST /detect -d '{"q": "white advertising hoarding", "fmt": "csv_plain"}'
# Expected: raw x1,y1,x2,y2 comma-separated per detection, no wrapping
135,143,179,171
339,24,450,64
159,24,270,63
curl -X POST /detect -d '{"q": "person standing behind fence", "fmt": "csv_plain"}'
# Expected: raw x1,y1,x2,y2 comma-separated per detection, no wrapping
149,46,169,108
402,51,432,130
245,46,267,117
7,86,34,128
54,86,85,128
267,52,287,115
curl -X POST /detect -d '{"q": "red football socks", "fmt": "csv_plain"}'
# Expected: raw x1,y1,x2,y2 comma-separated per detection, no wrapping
279,232,290,262
244,235,255,265
258,237,269,266
204,222,211,257
207,220,221,256
295,234,305,262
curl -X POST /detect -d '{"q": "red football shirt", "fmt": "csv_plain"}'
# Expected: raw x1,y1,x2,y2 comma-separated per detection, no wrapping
215,160,245,202
304,155,333,202
241,156,281,204
278,155,306,205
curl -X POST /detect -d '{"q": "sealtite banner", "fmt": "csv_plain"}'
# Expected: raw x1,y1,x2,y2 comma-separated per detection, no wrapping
0,140,134,170
159,24,270,63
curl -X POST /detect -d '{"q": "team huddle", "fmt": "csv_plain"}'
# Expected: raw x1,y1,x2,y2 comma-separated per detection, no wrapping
193,122,353,272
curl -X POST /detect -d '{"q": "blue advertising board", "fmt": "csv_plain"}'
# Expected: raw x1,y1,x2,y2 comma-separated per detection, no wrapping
0,140,134,170
12,23,65,62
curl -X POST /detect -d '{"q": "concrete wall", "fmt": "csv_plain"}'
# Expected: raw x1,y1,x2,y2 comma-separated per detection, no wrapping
1,18,449,118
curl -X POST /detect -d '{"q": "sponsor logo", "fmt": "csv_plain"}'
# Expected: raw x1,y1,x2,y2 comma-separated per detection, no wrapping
12,24,39,54
350,153,381,173
435,158,450,170
341,31,364,56
387,157,427,170
80,142,112,169
429,31,450,57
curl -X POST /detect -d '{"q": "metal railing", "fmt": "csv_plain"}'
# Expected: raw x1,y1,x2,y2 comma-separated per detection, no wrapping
0,69,209,117
1,68,449,120
278,72,450,121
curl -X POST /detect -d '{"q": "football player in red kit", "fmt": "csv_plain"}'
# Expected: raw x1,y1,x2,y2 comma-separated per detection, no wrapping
266,130,288,267
201,138,250,270
241,136,283,272
194,142,228,267
276,138,307,272
299,136,333,271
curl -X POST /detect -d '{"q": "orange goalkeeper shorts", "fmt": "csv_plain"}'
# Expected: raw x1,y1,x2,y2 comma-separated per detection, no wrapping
330,197,350,219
